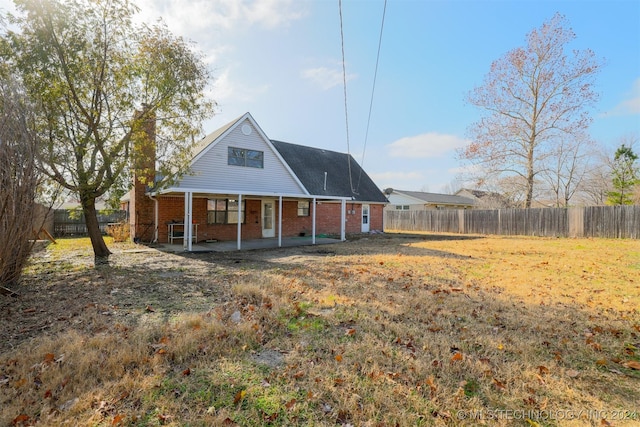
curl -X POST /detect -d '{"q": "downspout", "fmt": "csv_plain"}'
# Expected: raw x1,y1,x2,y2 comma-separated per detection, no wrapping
147,195,158,243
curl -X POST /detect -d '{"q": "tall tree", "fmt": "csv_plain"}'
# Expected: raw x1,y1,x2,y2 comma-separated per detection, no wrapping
607,143,639,205
2,0,214,263
460,13,601,208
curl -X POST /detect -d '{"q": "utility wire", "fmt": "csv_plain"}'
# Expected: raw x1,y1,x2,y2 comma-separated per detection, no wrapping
338,0,355,194
356,0,387,193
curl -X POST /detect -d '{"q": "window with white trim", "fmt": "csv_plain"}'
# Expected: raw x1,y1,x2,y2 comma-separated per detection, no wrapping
228,147,264,168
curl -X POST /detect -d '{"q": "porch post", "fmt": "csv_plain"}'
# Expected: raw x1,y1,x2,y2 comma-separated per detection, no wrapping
312,197,316,245
184,191,193,251
236,194,242,250
278,196,282,247
340,199,346,241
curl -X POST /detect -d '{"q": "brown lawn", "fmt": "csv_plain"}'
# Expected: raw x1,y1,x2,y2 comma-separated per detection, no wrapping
1,233,638,426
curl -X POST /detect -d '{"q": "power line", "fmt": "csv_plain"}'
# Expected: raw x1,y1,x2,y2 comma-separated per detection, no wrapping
356,0,387,193
338,0,355,194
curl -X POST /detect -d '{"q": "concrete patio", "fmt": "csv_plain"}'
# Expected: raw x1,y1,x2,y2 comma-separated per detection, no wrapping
156,236,342,253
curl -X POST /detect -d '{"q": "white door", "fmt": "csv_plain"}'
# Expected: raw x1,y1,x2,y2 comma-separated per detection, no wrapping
262,200,275,238
361,204,370,233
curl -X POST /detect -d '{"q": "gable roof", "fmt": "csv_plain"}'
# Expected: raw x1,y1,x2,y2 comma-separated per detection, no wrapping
271,140,387,203
392,190,475,206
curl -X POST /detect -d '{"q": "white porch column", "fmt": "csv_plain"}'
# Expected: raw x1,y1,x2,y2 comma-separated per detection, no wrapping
184,192,193,251
340,199,346,241
311,197,317,245
236,194,242,250
278,196,282,247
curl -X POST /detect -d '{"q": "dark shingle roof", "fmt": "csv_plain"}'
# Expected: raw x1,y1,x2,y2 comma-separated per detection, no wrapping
271,140,387,203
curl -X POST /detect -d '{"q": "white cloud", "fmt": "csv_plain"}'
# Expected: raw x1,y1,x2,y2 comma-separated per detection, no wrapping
302,66,356,91
136,0,306,34
386,133,469,159
212,67,270,106
244,0,307,29
607,78,640,116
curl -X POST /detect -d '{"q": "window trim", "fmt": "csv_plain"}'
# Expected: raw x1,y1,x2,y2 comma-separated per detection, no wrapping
227,146,264,169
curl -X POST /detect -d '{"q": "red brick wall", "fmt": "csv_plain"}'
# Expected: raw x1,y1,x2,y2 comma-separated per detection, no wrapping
155,196,384,243
129,112,156,243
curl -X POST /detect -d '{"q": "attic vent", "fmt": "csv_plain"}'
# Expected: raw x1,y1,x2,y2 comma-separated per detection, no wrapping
241,124,252,135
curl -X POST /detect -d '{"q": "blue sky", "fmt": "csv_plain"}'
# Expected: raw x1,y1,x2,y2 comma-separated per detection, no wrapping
2,0,639,193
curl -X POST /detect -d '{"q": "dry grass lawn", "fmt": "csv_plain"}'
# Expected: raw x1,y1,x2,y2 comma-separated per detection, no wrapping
1,233,638,426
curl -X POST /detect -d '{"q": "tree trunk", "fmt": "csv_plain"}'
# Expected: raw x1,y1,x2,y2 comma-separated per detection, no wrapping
81,196,111,264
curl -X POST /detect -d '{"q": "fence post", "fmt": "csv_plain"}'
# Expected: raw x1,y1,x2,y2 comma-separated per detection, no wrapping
568,207,584,238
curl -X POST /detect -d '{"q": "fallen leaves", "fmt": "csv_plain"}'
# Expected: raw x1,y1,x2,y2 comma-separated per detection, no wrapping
622,360,640,370
233,389,246,405
11,414,30,426
492,377,506,391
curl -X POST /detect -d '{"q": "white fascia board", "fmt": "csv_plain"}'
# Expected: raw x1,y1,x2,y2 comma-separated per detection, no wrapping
152,187,348,201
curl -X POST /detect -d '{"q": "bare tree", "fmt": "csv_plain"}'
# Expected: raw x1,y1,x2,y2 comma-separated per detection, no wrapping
578,148,612,206
0,74,40,292
541,134,595,206
460,13,602,208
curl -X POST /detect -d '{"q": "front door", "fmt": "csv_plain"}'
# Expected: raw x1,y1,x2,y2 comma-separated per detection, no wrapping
361,204,370,233
262,200,275,238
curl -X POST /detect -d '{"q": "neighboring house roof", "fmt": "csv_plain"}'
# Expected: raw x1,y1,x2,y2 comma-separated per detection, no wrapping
271,140,387,203
391,190,475,206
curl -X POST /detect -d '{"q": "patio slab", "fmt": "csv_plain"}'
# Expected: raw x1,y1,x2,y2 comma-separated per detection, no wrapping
156,236,342,253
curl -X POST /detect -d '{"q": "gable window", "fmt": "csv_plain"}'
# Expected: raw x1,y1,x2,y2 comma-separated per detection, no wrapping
395,205,409,210
297,200,310,217
228,147,264,168
207,199,245,224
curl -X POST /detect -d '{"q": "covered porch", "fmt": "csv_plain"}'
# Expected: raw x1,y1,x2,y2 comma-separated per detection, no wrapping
148,188,350,251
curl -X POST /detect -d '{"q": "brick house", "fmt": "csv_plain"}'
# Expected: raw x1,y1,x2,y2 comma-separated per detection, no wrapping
125,112,387,250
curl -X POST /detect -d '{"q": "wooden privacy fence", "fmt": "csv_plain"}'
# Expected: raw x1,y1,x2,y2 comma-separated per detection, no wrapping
53,209,127,237
384,205,639,239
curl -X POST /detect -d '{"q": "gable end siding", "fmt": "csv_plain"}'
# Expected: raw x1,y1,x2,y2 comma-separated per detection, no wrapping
176,119,305,194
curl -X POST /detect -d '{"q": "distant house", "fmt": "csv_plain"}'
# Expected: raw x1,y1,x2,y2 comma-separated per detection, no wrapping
455,188,510,209
383,189,474,211
124,112,387,250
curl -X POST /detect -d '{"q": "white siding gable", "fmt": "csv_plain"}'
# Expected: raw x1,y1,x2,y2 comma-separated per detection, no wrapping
176,117,307,195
